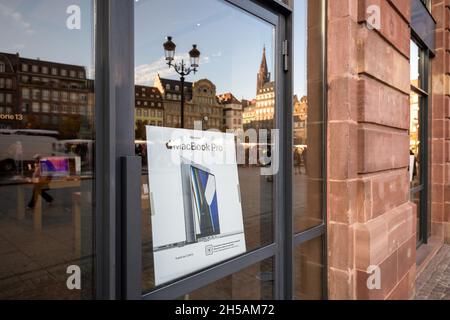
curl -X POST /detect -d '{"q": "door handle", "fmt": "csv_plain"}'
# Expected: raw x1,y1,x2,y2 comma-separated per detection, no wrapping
121,156,142,300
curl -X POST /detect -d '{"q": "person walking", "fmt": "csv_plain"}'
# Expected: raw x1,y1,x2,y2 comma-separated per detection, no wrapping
27,155,54,209
294,148,302,175
301,146,308,175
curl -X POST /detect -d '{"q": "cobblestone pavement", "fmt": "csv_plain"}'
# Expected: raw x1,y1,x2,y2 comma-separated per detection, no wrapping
415,245,450,300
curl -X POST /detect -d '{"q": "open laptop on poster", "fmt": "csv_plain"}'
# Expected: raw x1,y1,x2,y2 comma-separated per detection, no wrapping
153,157,242,252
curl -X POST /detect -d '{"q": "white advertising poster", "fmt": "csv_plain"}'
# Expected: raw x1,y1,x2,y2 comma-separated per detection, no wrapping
146,126,246,286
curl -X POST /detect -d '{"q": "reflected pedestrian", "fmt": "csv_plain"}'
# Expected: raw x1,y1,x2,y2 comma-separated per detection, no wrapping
294,148,302,175
302,146,307,175
27,154,54,209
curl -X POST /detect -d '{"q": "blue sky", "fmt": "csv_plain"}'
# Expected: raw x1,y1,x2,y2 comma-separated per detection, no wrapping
293,1,308,100
135,0,276,100
135,0,307,100
0,0,308,101
0,0,94,76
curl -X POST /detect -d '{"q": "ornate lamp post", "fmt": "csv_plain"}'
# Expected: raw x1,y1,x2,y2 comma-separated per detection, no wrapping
202,115,209,131
163,36,200,129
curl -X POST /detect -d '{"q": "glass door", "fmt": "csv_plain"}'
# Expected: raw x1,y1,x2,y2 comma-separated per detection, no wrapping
290,0,327,300
410,39,430,246
134,0,284,299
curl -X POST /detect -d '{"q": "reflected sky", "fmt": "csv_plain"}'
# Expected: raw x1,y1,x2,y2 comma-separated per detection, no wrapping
410,40,420,83
293,1,307,100
136,0,308,100
135,0,276,100
0,0,308,100
0,0,94,76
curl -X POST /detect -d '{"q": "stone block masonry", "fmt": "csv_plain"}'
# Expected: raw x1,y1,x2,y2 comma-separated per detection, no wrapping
328,0,415,300
432,0,450,244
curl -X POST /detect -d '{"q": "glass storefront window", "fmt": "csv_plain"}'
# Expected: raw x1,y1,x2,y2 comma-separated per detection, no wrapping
292,0,325,233
411,191,421,240
0,0,95,299
421,0,431,11
179,258,274,300
290,0,326,301
410,38,430,245
136,0,278,293
0,0,327,301
410,40,421,88
294,236,324,300
410,91,421,188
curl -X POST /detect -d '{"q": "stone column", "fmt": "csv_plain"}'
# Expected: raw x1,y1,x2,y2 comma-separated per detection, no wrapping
431,0,450,244
328,0,416,300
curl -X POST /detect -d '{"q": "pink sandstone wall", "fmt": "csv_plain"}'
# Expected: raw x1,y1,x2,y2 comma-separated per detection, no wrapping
327,0,417,300
431,0,450,244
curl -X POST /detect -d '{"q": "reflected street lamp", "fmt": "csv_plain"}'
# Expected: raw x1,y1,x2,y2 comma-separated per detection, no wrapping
163,36,201,129
202,115,209,131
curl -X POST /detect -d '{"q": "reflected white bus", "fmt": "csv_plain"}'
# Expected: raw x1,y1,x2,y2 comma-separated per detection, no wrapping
0,129,59,174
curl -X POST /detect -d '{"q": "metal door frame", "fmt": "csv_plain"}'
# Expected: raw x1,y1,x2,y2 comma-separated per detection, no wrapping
410,35,431,247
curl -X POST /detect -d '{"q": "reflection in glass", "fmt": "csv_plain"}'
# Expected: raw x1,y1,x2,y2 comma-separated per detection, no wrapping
180,258,274,300
410,39,428,245
410,40,421,88
410,91,421,188
292,0,324,233
294,236,324,300
136,0,276,293
0,0,95,299
411,191,421,244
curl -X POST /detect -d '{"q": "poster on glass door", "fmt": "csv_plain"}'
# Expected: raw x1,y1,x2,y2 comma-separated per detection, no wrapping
146,126,246,286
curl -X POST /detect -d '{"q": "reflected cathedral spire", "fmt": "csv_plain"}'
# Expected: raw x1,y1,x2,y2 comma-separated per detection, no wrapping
256,46,271,93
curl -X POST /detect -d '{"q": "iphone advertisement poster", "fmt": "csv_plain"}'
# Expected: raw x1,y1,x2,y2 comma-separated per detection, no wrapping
146,126,246,286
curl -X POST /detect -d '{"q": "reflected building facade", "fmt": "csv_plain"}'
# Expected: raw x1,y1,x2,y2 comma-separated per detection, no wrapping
0,52,93,139
190,79,223,130
293,95,308,146
242,99,257,128
217,92,243,131
154,75,193,128
134,85,164,140
243,48,275,131
154,75,223,130
243,48,307,142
